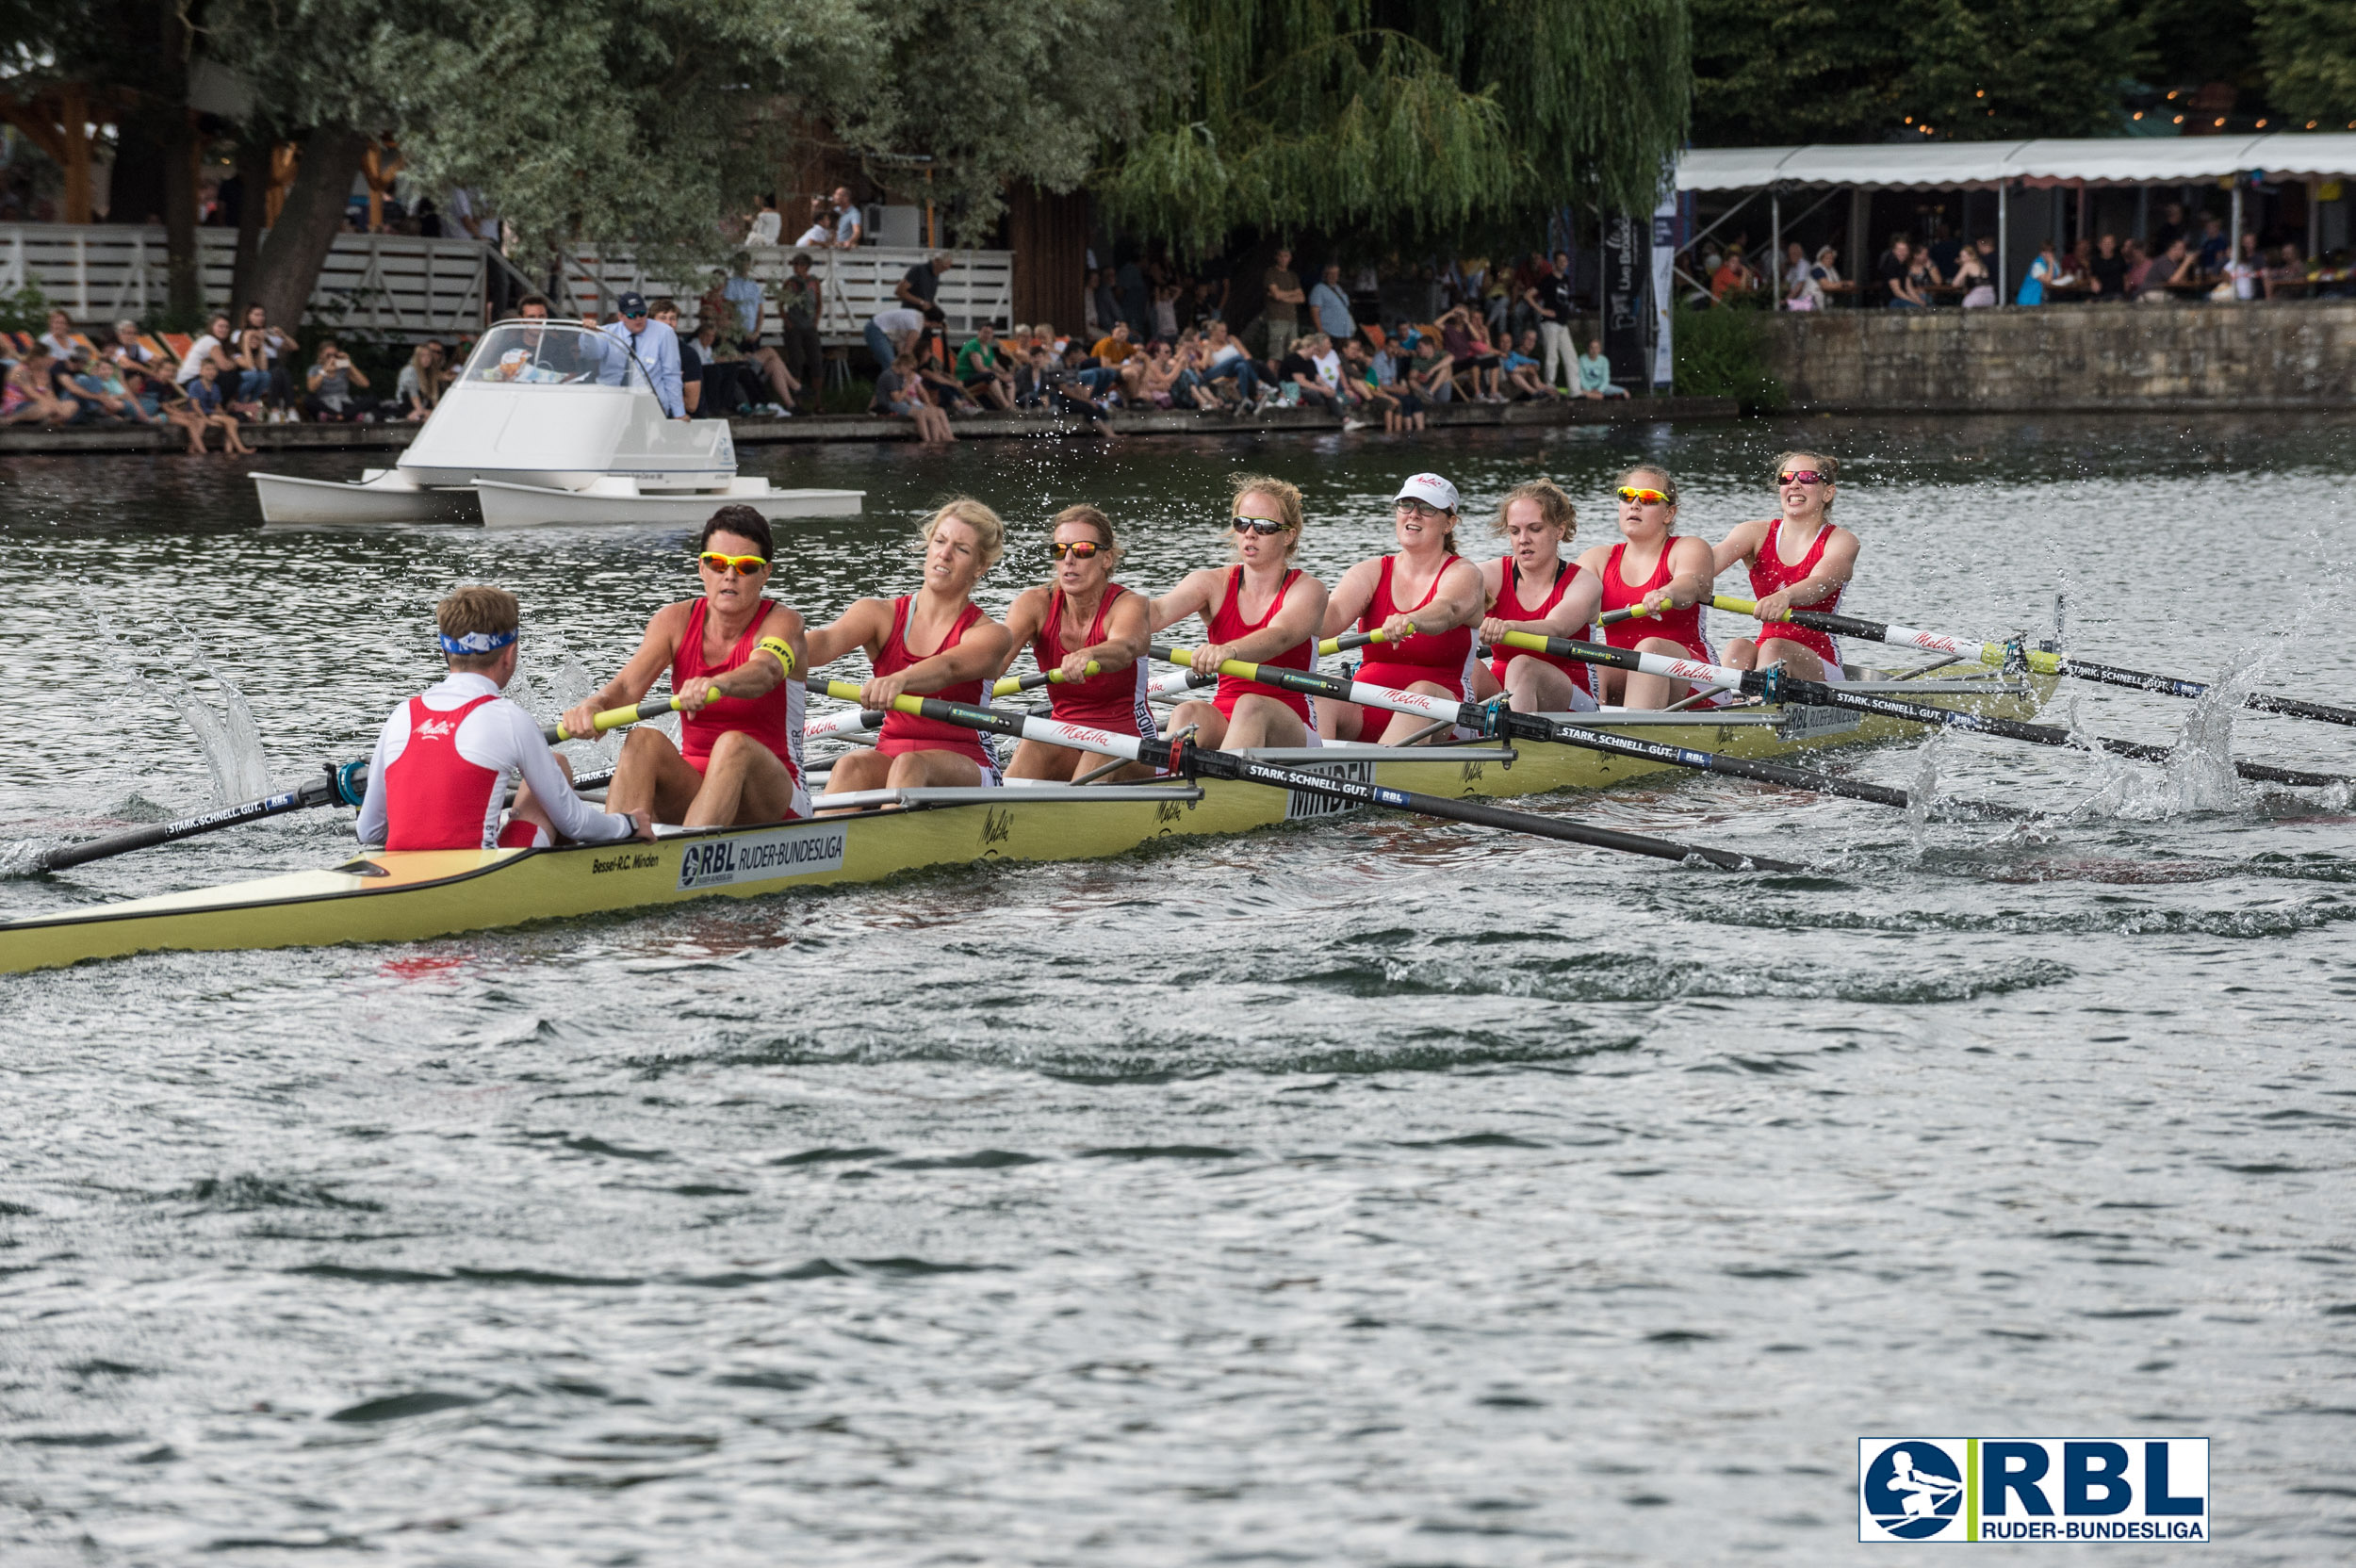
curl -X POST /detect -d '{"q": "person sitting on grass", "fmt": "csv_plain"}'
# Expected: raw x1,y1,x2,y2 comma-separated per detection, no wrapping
1577,338,1628,399
187,359,255,453
871,351,955,443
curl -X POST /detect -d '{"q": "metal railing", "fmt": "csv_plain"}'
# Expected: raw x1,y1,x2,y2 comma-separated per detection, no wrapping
548,244,1016,343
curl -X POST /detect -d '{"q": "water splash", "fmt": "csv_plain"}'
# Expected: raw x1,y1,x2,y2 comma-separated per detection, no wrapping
80,594,270,806
2158,646,2270,814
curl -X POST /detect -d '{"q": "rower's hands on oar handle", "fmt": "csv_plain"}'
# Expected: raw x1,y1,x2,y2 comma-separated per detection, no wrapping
1751,589,1799,623
1186,642,1244,677
1377,613,1421,645
858,671,915,710
1478,614,1518,646
672,676,730,712
1055,650,1100,684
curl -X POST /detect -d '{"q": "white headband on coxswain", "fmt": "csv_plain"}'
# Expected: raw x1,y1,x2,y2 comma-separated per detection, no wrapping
438,629,518,655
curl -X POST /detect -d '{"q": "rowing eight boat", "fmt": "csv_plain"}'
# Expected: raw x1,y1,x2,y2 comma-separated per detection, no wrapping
0,662,2052,973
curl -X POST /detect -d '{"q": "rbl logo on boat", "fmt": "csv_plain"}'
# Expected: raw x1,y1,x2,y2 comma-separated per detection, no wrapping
1857,1437,2208,1543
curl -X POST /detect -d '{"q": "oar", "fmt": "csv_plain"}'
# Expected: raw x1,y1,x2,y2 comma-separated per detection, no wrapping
1694,595,2356,728
1146,645,2010,817
807,678,1799,873
30,698,680,874
806,709,884,741
1494,630,2353,790
1317,629,1383,657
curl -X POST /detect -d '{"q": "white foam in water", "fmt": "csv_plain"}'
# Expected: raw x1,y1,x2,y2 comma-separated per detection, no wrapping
80,593,272,807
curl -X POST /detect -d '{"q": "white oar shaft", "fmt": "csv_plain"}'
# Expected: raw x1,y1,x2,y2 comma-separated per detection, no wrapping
804,710,881,741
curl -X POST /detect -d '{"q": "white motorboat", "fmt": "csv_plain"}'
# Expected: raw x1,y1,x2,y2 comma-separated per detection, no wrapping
253,319,861,528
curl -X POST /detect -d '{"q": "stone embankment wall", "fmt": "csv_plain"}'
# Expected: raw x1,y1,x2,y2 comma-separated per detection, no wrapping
1759,302,2356,413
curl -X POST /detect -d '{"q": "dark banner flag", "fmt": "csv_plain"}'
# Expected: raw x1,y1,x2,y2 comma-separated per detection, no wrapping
1601,212,1647,389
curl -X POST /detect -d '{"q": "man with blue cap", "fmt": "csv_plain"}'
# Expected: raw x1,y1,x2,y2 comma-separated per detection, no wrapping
597,289,686,417
356,585,649,853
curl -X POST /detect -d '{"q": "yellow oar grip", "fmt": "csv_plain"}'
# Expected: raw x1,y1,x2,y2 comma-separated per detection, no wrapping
990,676,1023,696
1316,629,1394,656
818,675,929,718
1497,630,1551,655
1711,594,1784,621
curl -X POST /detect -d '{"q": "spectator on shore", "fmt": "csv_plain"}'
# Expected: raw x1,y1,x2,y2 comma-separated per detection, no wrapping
1199,319,1258,403
1275,333,1343,416
3,347,74,425
2119,237,2153,298
776,253,824,398
718,253,796,412
108,319,160,372
1782,242,1821,310
1090,270,1120,338
2228,233,2264,301
2138,238,2199,302
863,303,925,382
830,187,863,248
870,351,953,443
1089,320,1137,366
1577,338,1628,400
2151,201,2186,253
1152,279,1182,340
1439,306,1501,400
395,343,443,419
1532,250,1576,387
2016,240,2060,306
139,365,212,451
2266,242,2307,299
1906,241,1942,303
1815,244,1844,294
1500,329,1559,400
2196,215,2230,277
2089,234,2128,300
38,307,75,360
955,322,1017,411
175,313,237,391
231,328,273,416
1879,237,1928,308
188,359,255,453
1309,262,1354,342
1359,337,1424,432
1953,243,1995,308
1262,247,1305,359
896,253,954,328
303,337,377,421
65,345,147,424
1928,223,1965,283
599,291,684,417
1710,248,1756,302
746,193,781,247
239,303,295,404
794,197,833,248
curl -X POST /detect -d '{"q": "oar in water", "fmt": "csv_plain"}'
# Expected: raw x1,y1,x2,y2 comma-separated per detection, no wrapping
1652,595,2356,729
807,678,1799,873
1146,645,2012,817
29,697,684,874
1494,630,2354,790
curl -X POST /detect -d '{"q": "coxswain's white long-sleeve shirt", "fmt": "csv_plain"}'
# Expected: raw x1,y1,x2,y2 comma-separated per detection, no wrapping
355,672,631,848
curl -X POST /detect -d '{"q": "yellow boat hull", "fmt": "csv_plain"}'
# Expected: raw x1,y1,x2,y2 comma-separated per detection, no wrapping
0,672,2053,973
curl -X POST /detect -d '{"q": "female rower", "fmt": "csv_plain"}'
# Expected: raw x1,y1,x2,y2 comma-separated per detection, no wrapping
562,506,811,826
1470,478,1602,712
1153,474,1330,751
1578,466,1720,709
808,497,1014,792
1316,473,1484,743
999,503,1154,781
1712,450,1857,683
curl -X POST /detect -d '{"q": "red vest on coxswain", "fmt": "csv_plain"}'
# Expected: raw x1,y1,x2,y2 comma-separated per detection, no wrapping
1487,553,1591,691
1209,565,1317,722
675,596,804,787
1034,583,1155,737
1748,517,1843,665
876,594,999,770
383,693,538,851
1356,554,1476,699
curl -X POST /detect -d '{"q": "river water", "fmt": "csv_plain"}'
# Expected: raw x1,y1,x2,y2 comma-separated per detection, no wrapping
3,415,2353,1565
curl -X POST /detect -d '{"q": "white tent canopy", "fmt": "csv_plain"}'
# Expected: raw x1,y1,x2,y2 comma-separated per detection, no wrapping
1677,133,2356,191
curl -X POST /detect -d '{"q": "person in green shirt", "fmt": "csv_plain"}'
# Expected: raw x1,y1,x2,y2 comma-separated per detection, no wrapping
774,252,825,396
954,322,1017,410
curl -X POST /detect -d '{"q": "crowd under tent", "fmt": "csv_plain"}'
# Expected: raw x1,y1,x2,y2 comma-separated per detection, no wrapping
1673,133,2356,302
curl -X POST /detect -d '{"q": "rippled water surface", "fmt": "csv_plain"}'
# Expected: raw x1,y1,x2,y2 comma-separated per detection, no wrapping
4,415,2355,1565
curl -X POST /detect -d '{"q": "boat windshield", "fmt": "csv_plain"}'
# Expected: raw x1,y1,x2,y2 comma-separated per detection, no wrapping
463,320,651,391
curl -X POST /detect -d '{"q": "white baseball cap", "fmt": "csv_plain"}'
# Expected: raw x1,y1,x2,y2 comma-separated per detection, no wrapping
1394,473,1459,512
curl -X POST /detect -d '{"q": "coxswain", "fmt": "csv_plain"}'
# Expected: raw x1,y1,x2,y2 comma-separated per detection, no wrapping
1470,478,1603,712
999,504,1155,781
560,506,811,825
807,498,1014,792
1316,472,1483,743
1579,466,1721,708
1152,474,1330,751
1712,451,1857,683
359,585,649,851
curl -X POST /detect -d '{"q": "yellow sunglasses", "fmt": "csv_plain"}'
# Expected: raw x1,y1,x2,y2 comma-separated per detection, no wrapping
698,551,769,577
1616,486,1670,505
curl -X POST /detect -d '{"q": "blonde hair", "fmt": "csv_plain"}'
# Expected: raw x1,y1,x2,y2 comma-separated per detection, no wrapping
1492,478,1577,538
435,584,519,670
920,496,1005,571
1771,449,1840,511
1050,502,1121,567
1227,473,1304,560
1616,465,1680,509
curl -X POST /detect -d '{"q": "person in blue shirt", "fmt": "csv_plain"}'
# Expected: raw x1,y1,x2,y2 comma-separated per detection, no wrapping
1308,262,1355,341
598,290,685,417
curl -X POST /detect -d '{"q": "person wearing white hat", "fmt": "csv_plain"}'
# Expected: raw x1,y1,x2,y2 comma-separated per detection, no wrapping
1316,472,1486,744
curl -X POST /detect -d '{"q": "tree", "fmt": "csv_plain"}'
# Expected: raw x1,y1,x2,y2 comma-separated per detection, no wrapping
1095,0,1692,258
2254,0,2356,123
1691,0,2144,144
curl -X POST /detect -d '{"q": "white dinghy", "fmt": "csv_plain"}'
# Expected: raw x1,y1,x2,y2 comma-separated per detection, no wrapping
254,319,861,528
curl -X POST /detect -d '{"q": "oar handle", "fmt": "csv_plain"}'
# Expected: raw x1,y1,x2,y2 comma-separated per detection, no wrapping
1316,629,1389,657
541,694,687,745
990,661,1104,697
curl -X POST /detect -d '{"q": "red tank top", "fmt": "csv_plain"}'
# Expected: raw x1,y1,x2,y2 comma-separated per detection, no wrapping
1034,583,1153,737
1749,517,1843,662
876,595,996,766
676,597,801,782
1355,554,1475,699
1209,566,1315,722
1600,540,1708,656
384,693,507,851
1486,552,1591,690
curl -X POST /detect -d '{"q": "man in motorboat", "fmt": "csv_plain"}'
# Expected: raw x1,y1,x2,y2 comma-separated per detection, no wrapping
496,293,602,382
357,586,651,853
560,506,813,826
595,290,686,418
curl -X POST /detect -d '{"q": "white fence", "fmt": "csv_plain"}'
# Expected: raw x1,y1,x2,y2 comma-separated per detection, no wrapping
0,223,495,340
552,245,1016,342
